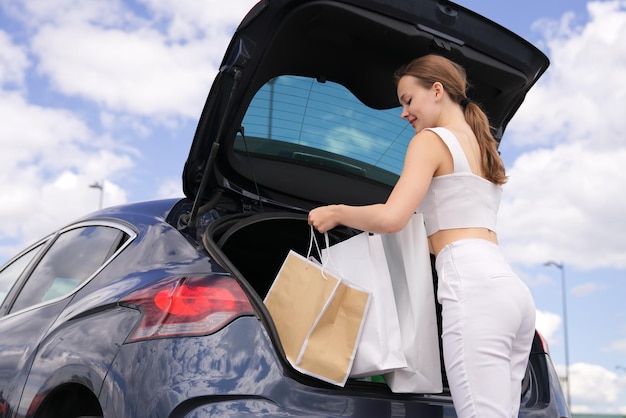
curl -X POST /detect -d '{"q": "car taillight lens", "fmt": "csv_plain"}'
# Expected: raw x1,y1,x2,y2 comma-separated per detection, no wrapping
122,275,255,342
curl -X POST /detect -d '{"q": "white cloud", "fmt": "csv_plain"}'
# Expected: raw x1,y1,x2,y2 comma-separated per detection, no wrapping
31,24,214,118
500,1,626,270
20,0,257,119
571,282,599,296
605,339,626,354
0,91,89,164
2,0,132,28
157,178,184,199
535,309,562,347
500,144,626,269
139,0,258,41
567,362,623,413
0,30,29,88
508,1,626,149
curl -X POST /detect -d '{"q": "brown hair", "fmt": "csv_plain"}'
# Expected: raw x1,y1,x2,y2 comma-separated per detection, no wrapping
394,54,507,185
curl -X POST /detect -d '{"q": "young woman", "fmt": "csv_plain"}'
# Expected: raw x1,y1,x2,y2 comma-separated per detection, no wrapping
308,54,536,417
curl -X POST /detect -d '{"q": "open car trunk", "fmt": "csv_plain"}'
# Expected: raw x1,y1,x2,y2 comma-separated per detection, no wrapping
199,209,552,400
201,209,450,385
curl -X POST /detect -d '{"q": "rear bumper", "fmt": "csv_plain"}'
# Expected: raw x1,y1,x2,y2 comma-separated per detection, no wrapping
100,317,452,417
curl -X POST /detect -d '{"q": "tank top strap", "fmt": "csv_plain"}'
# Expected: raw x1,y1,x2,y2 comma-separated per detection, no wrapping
424,127,472,174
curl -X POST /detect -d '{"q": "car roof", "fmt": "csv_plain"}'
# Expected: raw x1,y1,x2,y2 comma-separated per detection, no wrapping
182,0,549,208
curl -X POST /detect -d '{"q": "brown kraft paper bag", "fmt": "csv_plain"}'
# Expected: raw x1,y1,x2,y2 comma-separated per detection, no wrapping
264,249,370,386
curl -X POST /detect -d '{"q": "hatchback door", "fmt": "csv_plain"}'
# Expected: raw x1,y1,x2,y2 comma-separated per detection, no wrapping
182,0,549,212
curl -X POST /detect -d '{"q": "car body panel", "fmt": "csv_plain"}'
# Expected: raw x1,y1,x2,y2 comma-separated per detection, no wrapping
0,301,70,416
16,307,139,417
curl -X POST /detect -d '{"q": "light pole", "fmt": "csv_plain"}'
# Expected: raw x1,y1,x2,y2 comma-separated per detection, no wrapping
89,181,104,209
544,260,571,407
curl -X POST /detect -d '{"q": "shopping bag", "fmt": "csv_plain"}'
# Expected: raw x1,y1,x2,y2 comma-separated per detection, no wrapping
321,232,407,378
381,213,442,393
264,230,371,386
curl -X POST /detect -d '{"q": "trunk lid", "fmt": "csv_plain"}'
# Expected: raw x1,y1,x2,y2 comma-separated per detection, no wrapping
183,0,549,214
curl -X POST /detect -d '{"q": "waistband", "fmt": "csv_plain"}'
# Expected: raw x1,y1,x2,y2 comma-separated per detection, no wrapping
435,238,501,270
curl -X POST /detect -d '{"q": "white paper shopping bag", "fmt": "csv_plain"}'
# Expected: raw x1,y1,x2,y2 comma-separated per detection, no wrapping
381,213,442,393
322,232,407,377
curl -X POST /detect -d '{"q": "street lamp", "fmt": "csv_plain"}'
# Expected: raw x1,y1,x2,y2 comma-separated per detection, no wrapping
544,260,571,407
89,181,104,209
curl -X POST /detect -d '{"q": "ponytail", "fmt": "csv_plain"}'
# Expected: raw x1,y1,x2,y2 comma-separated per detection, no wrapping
463,101,507,185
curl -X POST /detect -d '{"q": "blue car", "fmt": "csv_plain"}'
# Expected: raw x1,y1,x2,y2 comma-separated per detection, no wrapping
0,0,570,417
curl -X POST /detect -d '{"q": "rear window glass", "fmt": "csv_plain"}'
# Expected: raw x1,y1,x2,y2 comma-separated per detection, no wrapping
239,75,414,185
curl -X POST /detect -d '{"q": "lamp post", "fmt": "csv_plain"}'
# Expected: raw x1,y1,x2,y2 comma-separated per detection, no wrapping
89,181,104,209
544,260,571,407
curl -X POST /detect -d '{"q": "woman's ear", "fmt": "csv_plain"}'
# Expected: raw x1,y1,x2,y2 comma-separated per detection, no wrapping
432,82,444,101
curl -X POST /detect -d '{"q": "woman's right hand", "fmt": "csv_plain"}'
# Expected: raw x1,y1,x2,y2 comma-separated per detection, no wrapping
308,205,340,234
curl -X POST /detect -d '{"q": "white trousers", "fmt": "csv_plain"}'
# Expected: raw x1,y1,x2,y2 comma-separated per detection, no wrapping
435,239,536,418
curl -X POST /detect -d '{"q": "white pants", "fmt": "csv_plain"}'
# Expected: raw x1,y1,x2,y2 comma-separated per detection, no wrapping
436,239,536,418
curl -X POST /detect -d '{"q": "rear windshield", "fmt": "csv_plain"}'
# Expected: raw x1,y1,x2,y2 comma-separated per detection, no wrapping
238,75,414,186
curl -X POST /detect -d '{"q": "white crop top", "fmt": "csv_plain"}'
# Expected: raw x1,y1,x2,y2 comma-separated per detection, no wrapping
418,127,502,236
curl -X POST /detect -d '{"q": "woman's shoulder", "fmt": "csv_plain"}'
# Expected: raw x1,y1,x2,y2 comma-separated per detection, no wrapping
407,128,453,165
415,127,459,150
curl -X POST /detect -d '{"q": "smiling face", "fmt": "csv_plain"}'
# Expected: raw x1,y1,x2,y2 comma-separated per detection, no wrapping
397,75,443,133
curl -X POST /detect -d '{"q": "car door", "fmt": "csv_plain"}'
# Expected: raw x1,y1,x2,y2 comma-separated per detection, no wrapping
0,223,127,417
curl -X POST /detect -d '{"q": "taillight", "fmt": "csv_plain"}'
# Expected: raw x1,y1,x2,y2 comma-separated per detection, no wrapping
122,275,255,342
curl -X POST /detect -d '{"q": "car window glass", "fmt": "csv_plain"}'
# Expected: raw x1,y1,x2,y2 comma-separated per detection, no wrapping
9,226,126,313
0,244,45,306
238,75,414,185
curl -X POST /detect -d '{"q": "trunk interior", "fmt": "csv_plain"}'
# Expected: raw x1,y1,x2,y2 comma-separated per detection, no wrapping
204,211,358,299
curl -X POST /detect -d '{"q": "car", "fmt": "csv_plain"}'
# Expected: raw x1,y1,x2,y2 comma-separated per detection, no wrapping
0,0,571,417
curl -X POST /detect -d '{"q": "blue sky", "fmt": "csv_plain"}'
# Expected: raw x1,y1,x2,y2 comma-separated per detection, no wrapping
1,0,625,413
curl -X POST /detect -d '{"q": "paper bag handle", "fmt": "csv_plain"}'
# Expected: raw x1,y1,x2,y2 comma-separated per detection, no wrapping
307,226,338,280
307,226,346,281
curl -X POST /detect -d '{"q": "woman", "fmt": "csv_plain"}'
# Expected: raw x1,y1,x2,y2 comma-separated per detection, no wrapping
308,54,536,417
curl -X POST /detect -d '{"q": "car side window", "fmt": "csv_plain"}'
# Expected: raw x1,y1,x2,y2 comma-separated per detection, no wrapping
9,225,127,314
0,244,45,306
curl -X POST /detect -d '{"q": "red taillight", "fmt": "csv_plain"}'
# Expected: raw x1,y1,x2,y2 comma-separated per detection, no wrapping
123,275,255,342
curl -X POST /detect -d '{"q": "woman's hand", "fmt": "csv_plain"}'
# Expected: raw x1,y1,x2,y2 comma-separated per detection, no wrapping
308,205,340,234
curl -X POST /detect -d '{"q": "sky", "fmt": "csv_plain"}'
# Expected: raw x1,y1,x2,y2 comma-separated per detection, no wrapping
0,0,625,413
